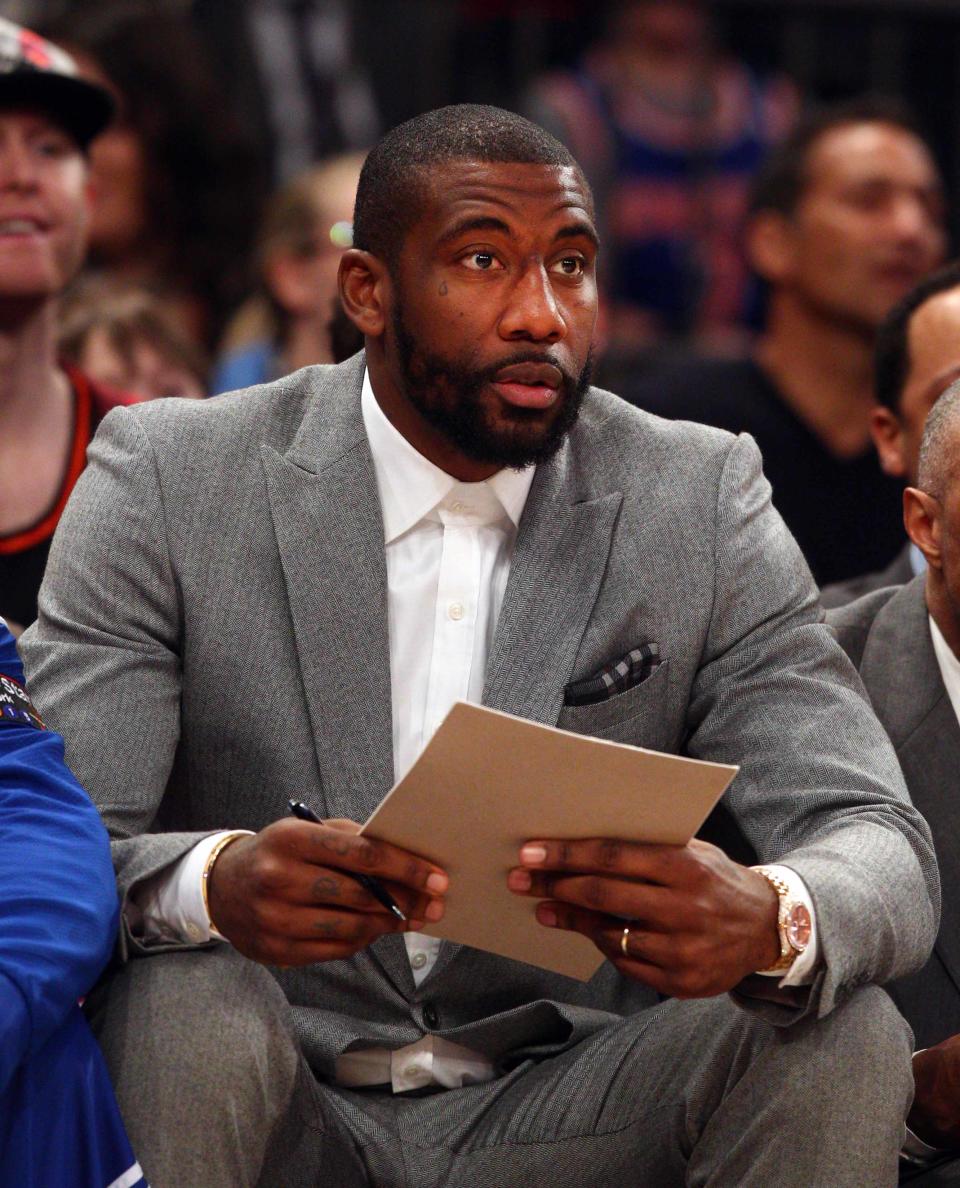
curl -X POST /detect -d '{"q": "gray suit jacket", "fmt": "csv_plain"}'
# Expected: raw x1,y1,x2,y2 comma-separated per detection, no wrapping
829,577,960,1051
20,353,938,1078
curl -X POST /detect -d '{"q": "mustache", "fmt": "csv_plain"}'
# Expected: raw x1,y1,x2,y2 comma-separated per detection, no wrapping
474,350,581,392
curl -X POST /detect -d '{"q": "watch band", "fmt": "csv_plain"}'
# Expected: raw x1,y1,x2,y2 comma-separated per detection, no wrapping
752,865,807,974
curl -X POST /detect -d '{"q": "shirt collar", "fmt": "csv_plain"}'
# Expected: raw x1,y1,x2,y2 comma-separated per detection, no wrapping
361,368,535,543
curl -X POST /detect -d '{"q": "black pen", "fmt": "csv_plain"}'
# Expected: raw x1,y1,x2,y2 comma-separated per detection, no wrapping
288,799,407,922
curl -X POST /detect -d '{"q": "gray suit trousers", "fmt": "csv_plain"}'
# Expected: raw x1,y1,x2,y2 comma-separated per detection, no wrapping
89,946,913,1188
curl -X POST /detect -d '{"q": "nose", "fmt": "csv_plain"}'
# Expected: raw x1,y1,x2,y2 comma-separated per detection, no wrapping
498,261,566,343
890,192,938,249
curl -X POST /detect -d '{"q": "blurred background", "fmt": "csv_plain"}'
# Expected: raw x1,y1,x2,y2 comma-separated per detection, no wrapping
0,0,950,401
6,0,960,625
3,0,953,357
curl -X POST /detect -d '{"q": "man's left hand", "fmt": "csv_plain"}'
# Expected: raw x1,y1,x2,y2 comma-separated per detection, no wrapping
507,837,780,997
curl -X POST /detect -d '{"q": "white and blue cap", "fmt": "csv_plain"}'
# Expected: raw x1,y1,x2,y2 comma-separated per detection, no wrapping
0,18,114,148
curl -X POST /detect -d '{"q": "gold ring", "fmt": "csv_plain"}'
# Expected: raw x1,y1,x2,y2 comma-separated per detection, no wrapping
620,925,630,957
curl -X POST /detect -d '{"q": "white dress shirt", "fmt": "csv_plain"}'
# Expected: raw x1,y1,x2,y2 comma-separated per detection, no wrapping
128,367,818,1089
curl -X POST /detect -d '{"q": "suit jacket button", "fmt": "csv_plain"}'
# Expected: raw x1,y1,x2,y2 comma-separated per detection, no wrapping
423,1002,439,1028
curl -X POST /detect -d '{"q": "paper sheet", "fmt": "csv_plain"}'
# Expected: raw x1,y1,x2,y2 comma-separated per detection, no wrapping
361,701,738,981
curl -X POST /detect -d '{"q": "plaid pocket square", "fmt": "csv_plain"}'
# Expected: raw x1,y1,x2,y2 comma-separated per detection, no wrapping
563,643,662,707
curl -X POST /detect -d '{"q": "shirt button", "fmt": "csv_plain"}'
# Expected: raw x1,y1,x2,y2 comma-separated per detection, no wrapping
447,601,464,621
404,1064,420,1079
411,951,428,970
187,923,203,941
423,1002,439,1028
451,500,466,513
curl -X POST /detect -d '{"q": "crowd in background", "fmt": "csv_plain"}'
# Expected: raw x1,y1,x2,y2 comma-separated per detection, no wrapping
2,0,960,630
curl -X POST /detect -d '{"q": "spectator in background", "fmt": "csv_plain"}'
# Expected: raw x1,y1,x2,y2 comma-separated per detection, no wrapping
0,18,136,637
625,99,947,587
822,261,960,607
60,279,208,402
0,614,145,1187
45,7,267,345
526,0,798,357
212,152,363,394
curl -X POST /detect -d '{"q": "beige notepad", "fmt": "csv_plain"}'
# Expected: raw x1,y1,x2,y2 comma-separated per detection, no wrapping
360,702,738,981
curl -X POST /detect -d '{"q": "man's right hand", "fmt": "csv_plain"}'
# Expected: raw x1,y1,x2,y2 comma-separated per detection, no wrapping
909,1036,960,1150
206,818,448,966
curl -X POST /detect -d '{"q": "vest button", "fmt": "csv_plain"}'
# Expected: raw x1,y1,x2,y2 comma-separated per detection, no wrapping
422,1002,439,1028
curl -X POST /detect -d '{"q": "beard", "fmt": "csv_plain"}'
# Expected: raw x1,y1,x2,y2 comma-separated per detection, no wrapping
391,301,592,471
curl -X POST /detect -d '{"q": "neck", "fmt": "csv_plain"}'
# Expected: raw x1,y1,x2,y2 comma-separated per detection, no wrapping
926,572,960,660
0,301,67,436
755,296,877,458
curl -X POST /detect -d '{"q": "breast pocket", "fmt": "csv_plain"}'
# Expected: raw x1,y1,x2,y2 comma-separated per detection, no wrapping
557,660,672,750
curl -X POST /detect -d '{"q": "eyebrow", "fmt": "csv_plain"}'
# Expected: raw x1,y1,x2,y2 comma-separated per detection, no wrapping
555,220,600,251
437,216,511,247
437,215,600,251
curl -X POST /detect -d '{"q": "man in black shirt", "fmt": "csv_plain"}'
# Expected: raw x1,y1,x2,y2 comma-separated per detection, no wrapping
822,260,960,606
623,99,946,586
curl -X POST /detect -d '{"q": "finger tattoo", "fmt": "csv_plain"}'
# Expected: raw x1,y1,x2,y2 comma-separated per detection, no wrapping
312,875,342,900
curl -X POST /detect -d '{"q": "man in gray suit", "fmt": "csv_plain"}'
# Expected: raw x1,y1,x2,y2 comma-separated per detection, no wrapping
22,105,938,1187
830,383,960,1182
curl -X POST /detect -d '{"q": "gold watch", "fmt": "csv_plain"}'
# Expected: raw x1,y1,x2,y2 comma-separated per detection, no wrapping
752,866,812,974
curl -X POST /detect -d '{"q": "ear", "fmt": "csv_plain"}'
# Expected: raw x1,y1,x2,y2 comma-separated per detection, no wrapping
745,211,796,284
870,407,909,478
904,486,942,570
338,249,389,339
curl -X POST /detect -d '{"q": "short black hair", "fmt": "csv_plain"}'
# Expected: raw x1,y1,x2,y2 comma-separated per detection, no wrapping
352,104,586,267
748,95,926,220
875,260,960,413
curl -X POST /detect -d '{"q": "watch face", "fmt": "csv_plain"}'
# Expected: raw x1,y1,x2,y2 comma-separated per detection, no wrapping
786,903,812,952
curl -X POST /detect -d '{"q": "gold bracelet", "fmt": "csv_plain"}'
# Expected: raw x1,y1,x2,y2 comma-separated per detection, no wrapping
201,832,246,938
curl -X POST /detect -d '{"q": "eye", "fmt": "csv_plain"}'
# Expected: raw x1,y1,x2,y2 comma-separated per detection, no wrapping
35,134,71,159
462,251,502,271
552,255,586,277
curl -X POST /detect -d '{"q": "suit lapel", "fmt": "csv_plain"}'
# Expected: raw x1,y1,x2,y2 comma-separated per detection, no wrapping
858,578,940,743
482,446,623,724
904,701,960,998
261,358,413,996
861,579,960,996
